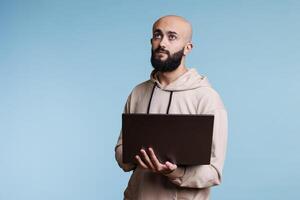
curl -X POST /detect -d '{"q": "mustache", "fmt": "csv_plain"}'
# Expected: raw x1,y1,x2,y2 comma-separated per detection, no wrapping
154,47,169,54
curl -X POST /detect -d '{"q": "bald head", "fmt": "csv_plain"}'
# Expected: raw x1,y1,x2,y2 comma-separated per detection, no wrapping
152,15,193,42
150,15,194,72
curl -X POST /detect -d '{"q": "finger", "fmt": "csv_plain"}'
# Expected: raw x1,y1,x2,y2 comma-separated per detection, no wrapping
140,149,155,170
148,147,163,170
135,155,148,169
165,161,177,171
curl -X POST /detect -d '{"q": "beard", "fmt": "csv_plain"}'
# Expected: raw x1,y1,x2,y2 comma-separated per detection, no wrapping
150,47,185,72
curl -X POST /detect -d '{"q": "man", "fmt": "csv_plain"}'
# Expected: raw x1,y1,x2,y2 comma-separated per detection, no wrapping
115,15,228,200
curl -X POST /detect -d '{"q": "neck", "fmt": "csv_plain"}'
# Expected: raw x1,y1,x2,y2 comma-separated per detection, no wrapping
157,62,188,87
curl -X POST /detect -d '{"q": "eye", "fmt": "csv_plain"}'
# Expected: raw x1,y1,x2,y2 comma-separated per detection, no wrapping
169,35,177,40
153,33,161,39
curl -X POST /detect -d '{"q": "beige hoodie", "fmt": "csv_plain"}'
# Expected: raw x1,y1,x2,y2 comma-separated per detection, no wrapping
115,68,228,200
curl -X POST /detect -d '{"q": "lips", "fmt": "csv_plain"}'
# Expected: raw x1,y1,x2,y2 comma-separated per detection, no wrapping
157,51,167,54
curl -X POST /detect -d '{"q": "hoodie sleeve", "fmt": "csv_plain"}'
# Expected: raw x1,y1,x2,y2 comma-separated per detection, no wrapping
165,93,228,188
114,93,137,172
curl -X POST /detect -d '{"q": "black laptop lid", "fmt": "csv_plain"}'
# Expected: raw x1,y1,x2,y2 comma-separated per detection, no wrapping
122,113,214,165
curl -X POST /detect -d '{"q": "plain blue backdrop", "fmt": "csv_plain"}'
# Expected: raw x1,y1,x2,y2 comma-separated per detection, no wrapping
1,0,299,199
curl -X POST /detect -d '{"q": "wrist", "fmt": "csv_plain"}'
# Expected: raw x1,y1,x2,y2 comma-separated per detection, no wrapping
162,168,176,175
163,166,185,179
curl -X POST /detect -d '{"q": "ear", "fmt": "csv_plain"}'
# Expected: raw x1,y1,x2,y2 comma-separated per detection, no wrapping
150,38,153,44
184,42,193,56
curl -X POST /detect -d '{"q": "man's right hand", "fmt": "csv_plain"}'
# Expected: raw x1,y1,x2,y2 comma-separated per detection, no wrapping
134,147,177,175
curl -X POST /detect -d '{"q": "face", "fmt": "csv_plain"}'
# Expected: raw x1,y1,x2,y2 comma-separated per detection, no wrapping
150,18,192,72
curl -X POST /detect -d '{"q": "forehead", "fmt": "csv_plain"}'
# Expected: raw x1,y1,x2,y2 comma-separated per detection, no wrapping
152,19,186,36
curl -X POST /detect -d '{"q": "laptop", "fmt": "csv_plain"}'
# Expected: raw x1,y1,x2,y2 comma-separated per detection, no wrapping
122,113,214,166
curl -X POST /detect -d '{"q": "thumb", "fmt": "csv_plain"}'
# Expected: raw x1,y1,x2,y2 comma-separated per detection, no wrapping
165,161,177,170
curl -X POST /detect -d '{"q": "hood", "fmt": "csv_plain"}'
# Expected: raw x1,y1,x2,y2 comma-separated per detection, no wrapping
150,68,211,92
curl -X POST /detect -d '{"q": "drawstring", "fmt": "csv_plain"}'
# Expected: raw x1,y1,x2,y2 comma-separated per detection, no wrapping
147,82,157,114
147,82,173,114
166,91,173,114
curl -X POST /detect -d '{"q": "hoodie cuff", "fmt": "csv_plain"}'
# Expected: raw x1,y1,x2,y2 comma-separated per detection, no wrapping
164,166,185,179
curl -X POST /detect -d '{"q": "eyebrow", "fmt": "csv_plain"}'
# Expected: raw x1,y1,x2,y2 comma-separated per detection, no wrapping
167,31,178,35
153,29,178,35
153,29,162,34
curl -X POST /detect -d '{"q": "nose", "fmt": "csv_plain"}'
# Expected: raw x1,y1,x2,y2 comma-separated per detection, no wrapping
159,36,168,48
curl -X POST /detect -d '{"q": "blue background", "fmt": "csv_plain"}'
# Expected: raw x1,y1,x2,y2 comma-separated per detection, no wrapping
1,0,299,199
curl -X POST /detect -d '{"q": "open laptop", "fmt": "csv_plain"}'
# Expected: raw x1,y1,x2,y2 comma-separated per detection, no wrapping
122,113,214,166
